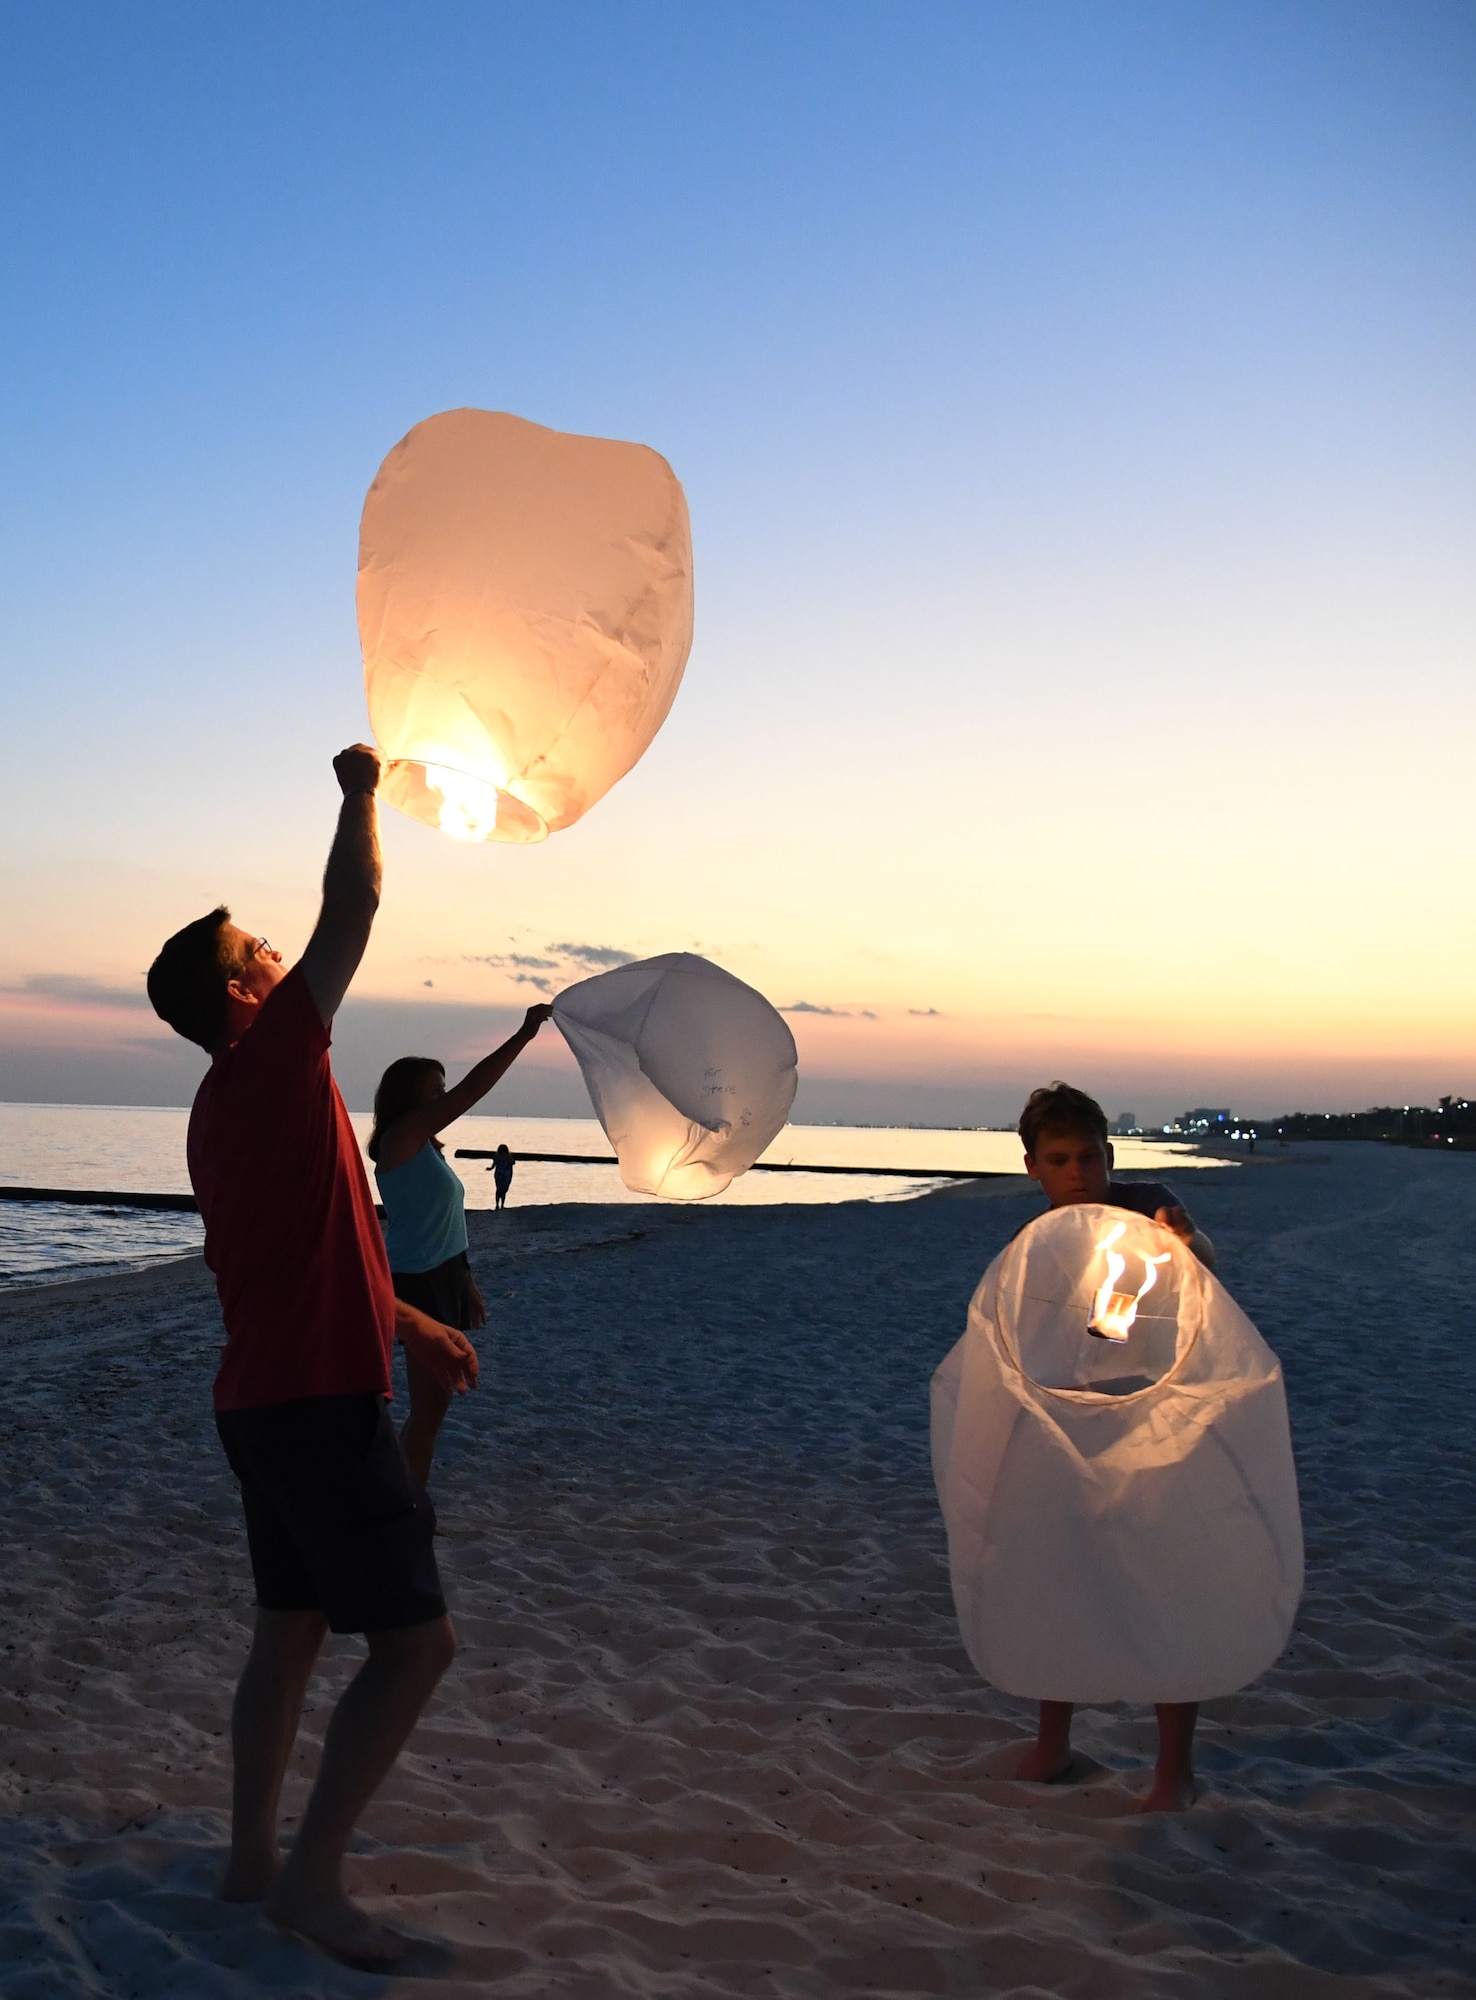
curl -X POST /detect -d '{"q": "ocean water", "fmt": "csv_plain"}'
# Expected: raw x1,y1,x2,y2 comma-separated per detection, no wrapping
0,1102,1209,1288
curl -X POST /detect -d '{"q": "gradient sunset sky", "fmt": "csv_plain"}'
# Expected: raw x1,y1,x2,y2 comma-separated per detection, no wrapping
1,1,1472,1123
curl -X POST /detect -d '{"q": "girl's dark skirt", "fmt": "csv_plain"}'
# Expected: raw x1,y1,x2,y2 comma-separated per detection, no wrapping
392,1249,476,1329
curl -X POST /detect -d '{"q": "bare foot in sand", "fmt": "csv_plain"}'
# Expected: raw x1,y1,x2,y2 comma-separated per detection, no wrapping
1135,1703,1197,1811
1004,1699,1074,1781
1006,1740,1075,1782
216,1844,280,1902
1136,1771,1196,1812
265,1875,406,1970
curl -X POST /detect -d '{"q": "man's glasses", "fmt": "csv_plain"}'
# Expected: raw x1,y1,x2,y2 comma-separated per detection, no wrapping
246,937,273,963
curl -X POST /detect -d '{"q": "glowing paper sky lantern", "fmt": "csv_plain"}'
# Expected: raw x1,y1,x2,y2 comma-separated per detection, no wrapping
931,1203,1303,1704
553,954,798,1200
358,408,693,843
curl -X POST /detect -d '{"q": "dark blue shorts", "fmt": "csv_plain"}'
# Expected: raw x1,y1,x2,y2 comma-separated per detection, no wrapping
216,1392,447,1634
392,1250,475,1331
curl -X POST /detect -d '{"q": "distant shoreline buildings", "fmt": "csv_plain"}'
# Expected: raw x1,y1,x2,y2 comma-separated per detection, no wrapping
1114,1097,1476,1151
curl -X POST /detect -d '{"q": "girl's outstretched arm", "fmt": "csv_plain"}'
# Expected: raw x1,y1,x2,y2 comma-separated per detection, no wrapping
377,1004,553,1167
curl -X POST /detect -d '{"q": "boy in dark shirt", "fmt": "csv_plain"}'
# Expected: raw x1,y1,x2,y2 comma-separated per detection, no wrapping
1021,1080,1215,1270
1012,1081,1214,1807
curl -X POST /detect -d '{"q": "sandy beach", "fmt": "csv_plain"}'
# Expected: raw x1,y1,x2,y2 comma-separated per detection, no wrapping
0,1143,1472,1996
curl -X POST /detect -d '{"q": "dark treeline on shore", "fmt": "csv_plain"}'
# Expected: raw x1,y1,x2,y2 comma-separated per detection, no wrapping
1255,1097,1476,1148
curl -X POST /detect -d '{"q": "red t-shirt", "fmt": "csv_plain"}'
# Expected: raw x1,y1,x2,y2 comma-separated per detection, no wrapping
188,965,395,1412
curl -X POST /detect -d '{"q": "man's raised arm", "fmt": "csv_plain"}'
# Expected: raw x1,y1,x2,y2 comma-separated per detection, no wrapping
299,744,383,1026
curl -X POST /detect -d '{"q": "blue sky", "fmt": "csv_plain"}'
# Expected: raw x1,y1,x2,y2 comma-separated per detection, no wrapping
2,2,1473,1119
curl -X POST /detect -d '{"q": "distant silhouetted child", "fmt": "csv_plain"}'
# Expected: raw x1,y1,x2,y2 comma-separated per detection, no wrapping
1014,1080,1215,1810
369,1007,551,1485
492,1144,514,1209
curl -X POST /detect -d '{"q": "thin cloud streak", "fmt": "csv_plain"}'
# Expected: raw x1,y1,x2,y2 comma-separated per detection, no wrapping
548,943,638,969
1,974,150,1011
457,941,644,996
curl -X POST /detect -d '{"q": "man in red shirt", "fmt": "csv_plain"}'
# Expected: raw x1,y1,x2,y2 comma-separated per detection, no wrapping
148,744,476,1969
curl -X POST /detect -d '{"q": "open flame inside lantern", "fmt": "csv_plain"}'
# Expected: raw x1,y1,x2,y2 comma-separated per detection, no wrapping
420,761,504,843
1088,1221,1172,1342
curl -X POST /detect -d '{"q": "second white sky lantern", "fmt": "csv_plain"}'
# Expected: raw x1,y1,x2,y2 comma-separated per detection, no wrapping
553,954,798,1200
358,408,693,843
931,1203,1304,1706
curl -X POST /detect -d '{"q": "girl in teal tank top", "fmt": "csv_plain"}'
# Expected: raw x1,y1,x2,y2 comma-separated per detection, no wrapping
368,1003,553,1486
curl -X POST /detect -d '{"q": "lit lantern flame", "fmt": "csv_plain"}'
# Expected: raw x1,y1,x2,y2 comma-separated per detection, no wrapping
1089,1221,1171,1342
422,762,504,842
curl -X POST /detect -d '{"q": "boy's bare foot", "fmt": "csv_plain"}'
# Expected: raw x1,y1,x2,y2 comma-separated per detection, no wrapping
1136,1771,1196,1812
265,1876,407,1969
1006,1740,1075,1781
1005,1699,1074,1781
1139,1703,1197,1811
216,1844,280,1902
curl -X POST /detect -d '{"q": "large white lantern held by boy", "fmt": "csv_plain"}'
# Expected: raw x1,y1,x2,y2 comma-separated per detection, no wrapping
931,1203,1303,1705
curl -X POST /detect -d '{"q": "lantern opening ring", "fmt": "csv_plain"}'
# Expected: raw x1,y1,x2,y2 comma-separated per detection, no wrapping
379,757,549,845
